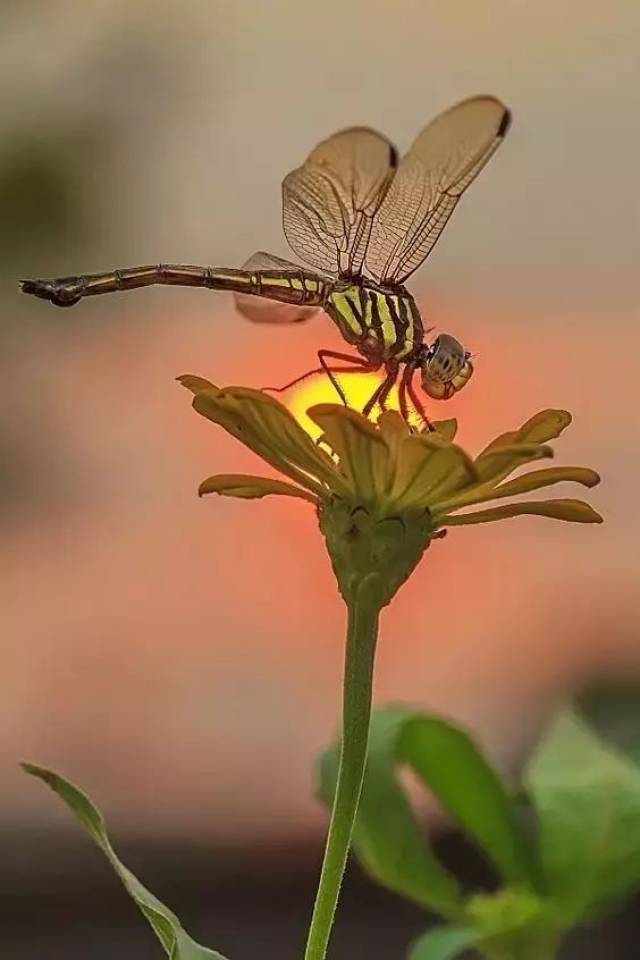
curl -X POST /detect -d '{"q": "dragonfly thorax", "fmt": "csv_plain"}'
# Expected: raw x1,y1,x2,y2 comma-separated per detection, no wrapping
324,281,424,363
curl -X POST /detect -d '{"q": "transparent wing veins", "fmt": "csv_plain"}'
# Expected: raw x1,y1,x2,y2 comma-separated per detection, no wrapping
366,96,510,283
282,127,397,277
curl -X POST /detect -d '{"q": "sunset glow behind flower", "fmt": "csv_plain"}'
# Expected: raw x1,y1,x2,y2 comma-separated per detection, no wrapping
287,372,407,438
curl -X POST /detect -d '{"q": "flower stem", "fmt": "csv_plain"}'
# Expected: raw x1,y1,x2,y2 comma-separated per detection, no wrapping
303,574,382,960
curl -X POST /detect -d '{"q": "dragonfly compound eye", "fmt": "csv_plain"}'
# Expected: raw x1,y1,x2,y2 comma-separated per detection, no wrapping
420,334,468,399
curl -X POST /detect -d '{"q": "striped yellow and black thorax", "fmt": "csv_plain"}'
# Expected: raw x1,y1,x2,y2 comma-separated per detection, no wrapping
325,282,424,361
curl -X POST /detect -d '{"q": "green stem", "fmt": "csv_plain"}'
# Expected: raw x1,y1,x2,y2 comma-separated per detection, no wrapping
304,574,382,960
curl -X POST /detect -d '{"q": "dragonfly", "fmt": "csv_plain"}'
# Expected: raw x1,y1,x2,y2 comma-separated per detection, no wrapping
20,95,510,425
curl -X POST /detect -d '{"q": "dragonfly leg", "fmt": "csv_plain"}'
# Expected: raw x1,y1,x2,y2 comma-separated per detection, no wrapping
399,371,411,422
318,350,380,407
362,365,398,418
263,366,324,393
406,368,435,432
262,353,377,395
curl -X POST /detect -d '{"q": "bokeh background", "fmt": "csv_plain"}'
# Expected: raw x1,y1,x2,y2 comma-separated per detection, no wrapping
2,1,640,956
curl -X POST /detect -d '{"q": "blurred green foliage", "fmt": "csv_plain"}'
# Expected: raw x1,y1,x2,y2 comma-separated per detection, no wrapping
0,129,106,273
320,707,640,959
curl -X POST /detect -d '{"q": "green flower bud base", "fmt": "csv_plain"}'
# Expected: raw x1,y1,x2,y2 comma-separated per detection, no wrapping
318,496,436,608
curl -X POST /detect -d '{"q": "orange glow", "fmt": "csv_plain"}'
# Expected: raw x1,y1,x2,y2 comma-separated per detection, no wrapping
288,371,407,438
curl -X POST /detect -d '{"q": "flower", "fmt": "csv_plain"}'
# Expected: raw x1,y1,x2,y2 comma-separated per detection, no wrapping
179,376,601,606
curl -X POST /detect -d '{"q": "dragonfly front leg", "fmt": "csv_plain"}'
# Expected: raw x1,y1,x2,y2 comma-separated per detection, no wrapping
362,364,398,418
263,350,381,404
403,364,434,432
318,350,381,407
263,356,378,395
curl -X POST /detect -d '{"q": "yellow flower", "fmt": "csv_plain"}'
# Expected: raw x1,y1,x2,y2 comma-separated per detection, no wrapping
179,376,601,605
179,376,600,525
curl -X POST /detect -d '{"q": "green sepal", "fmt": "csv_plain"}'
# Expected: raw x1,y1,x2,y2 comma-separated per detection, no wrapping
22,763,229,960
318,496,434,607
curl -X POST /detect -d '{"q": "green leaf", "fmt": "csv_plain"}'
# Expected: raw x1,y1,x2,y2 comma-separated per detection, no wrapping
318,708,462,916
408,925,479,960
22,764,229,960
398,716,539,890
527,711,640,924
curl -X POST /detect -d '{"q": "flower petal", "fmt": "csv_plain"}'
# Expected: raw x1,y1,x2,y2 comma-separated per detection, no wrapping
186,385,347,497
378,409,409,453
198,473,316,502
516,409,572,443
486,466,600,499
178,374,217,394
439,498,603,527
432,466,600,514
431,419,458,441
308,404,390,502
474,443,554,484
389,434,478,509
480,409,572,456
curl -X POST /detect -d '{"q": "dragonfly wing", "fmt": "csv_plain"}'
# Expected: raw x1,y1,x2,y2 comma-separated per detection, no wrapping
366,97,510,284
233,251,321,323
282,128,397,276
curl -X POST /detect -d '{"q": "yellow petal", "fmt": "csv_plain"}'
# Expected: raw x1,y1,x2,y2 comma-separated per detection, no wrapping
480,410,572,456
439,498,603,527
377,410,419,492
190,387,336,497
198,473,316,502
475,443,553,484
516,409,572,443
432,466,600,514
431,419,458,441
178,374,217,394
487,466,600,499
389,434,477,509
377,409,410,453
308,404,389,502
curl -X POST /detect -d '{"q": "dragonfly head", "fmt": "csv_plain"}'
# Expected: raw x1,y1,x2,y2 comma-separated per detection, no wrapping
420,334,474,400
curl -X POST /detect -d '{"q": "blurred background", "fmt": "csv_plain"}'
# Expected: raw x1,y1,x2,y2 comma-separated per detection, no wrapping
2,1,640,956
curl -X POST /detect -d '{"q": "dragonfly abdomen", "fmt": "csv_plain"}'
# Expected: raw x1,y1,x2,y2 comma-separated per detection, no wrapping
206,267,328,306
20,264,329,308
325,284,423,361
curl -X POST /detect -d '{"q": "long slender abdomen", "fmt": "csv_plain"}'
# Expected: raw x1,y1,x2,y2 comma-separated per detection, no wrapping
20,264,328,308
